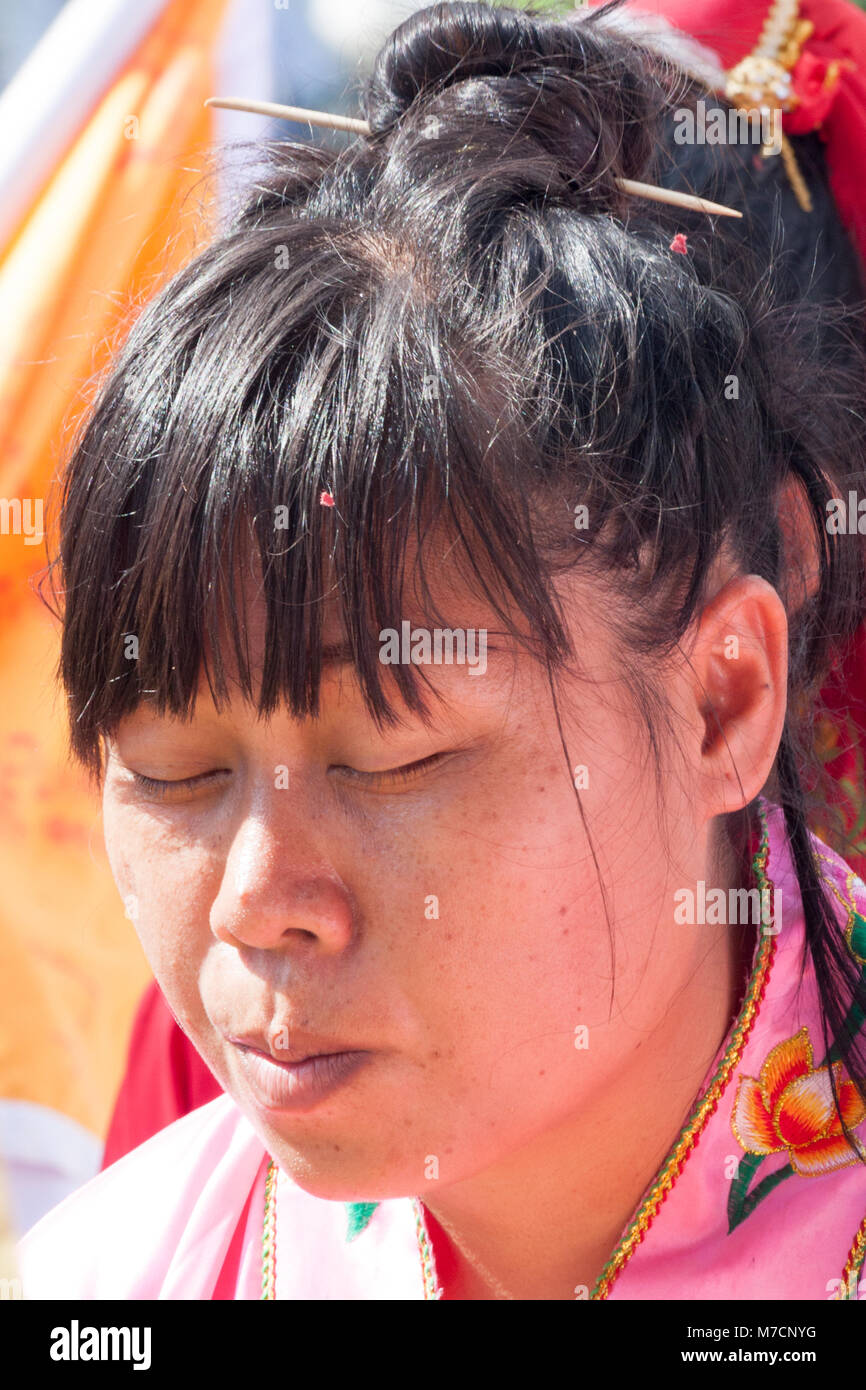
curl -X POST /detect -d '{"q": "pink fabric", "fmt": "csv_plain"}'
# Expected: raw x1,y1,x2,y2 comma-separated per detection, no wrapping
17,802,866,1299
611,803,866,1299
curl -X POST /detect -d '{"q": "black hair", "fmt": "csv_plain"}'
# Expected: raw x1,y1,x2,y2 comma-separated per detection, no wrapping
651,43,866,1151
40,2,866,1136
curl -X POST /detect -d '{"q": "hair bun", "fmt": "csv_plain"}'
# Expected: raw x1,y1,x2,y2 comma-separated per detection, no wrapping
362,1,668,195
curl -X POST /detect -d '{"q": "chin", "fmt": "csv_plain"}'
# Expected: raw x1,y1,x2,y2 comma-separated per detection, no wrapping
261,1131,425,1203
236,1097,426,1200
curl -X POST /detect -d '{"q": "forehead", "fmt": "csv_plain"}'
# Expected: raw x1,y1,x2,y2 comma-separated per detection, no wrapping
220,523,525,652
129,531,527,730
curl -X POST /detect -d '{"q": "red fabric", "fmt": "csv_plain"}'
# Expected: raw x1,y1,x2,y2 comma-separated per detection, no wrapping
101,980,222,1168
811,623,866,873
784,0,866,262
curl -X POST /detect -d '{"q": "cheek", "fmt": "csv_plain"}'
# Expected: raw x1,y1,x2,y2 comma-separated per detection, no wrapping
395,775,612,1075
391,749,677,1131
102,799,218,998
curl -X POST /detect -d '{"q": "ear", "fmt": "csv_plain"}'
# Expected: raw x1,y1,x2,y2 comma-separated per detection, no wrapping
686,574,788,819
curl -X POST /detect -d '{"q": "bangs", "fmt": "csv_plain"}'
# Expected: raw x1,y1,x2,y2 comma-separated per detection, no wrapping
46,218,570,781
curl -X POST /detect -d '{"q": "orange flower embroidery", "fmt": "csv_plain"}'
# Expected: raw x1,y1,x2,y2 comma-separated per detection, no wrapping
733,1027,866,1177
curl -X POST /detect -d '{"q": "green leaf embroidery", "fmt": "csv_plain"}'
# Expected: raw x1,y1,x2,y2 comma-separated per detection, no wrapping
345,1201,379,1242
728,1160,793,1233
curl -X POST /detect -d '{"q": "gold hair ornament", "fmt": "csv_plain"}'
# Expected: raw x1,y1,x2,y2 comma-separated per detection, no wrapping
204,96,743,219
724,0,827,213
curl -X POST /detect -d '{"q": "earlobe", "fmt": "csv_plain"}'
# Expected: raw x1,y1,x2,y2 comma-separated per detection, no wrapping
693,575,788,817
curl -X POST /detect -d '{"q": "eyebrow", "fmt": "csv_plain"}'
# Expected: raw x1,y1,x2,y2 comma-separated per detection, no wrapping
321,635,508,666
136,634,507,708
321,641,354,667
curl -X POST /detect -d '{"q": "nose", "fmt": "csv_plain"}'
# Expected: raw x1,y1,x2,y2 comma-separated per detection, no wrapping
209,795,355,954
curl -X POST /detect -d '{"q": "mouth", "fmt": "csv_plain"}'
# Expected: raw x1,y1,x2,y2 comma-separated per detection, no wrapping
227,1035,372,1113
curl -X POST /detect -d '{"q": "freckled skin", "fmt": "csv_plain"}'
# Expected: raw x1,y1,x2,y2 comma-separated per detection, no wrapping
100,552,787,1296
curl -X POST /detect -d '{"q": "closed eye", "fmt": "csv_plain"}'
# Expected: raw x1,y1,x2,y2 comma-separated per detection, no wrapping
127,752,454,800
128,769,230,800
332,751,453,788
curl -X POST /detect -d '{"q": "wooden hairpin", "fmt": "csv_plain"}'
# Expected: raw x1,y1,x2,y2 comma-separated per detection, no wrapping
205,97,743,219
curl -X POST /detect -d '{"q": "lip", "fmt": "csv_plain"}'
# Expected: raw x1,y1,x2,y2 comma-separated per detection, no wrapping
227,1031,362,1066
230,1040,372,1113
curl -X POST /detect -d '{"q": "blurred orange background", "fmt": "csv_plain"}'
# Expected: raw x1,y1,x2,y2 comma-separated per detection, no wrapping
0,0,233,1142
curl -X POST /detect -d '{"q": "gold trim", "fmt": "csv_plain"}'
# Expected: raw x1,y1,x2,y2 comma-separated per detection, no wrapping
413,1198,443,1300
590,807,777,1299
755,1,806,66
834,1209,866,1299
261,1158,278,1300
815,851,866,966
778,133,813,214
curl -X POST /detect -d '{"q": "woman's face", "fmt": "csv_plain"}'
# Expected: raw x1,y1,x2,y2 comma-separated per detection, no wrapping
100,552,740,1201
